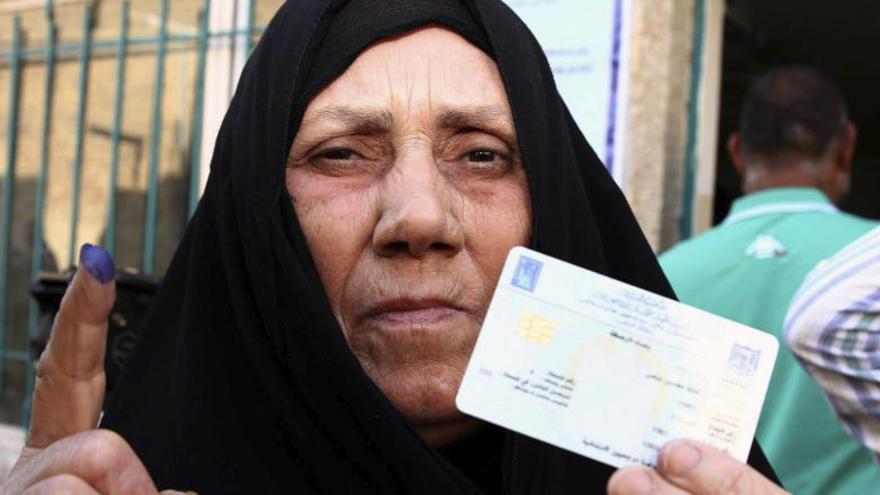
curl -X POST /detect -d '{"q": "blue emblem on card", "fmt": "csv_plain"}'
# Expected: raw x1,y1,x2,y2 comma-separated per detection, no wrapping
728,344,761,375
511,256,543,292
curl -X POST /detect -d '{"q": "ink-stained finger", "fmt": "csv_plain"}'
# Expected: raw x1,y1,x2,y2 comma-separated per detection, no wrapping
27,244,116,449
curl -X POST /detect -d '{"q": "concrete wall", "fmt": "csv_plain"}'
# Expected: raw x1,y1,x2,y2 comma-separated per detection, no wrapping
622,0,697,252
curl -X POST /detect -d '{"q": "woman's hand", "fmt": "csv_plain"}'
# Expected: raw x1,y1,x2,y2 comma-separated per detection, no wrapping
2,245,185,495
607,440,789,495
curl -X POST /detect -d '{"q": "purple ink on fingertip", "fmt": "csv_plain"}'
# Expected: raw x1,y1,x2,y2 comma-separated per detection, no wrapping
79,243,115,284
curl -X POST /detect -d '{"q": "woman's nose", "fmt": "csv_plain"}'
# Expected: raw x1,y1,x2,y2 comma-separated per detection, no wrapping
372,157,464,258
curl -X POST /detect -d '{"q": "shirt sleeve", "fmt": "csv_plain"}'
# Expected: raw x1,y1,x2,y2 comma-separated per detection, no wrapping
784,259,880,463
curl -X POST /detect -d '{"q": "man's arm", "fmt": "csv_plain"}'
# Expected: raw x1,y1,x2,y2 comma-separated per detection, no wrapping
784,246,880,461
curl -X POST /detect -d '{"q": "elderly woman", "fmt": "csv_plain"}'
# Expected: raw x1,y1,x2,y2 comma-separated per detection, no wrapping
4,0,785,493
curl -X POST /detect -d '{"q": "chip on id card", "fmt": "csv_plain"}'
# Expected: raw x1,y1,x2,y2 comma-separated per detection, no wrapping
456,247,778,469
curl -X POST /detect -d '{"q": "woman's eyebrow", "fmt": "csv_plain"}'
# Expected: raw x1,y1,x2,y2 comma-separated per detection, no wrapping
435,105,515,136
310,106,394,133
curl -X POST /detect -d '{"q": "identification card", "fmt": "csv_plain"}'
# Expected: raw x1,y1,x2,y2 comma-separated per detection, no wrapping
456,247,778,468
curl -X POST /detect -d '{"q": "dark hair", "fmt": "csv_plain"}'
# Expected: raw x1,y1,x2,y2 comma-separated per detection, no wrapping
739,66,849,161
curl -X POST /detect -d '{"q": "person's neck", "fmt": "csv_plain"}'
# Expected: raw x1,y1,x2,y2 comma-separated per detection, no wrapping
741,161,823,195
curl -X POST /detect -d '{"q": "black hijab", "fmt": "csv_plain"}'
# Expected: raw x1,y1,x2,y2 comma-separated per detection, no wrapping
102,1,778,493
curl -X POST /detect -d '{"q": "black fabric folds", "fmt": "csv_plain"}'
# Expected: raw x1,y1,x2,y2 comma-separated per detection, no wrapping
102,1,779,493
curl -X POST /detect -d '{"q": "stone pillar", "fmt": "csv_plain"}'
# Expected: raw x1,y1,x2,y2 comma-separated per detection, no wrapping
621,0,697,252
691,0,726,237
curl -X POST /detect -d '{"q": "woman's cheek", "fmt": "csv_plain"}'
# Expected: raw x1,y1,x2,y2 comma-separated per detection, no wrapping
465,179,531,250
294,182,380,306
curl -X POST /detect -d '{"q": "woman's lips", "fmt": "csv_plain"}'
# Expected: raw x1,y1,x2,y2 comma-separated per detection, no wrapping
361,300,464,327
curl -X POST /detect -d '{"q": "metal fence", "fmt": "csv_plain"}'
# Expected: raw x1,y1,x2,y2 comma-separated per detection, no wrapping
0,0,268,425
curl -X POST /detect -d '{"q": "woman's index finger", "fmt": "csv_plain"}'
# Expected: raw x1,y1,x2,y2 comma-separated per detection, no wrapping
26,245,116,449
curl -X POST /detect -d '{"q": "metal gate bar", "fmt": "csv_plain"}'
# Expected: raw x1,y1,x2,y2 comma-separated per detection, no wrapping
24,1,59,424
66,5,95,268
0,0,265,425
0,18,23,398
105,1,130,258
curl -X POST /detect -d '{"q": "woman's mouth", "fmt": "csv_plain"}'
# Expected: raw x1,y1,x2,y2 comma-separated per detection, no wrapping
361,299,465,327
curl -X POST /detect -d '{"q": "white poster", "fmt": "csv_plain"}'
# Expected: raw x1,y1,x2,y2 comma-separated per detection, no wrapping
503,0,632,184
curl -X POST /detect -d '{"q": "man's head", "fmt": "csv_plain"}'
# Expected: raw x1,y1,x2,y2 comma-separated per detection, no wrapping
727,66,856,203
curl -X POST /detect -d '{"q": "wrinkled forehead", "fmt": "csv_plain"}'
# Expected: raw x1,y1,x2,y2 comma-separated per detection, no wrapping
292,0,495,118
301,27,510,127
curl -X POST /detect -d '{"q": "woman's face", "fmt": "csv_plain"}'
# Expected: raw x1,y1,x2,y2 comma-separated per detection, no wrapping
287,27,531,445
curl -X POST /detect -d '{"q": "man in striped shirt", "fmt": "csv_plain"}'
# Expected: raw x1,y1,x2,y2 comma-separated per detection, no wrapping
785,226,880,463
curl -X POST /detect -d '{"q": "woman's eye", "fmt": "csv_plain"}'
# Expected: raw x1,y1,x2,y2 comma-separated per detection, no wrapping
317,148,356,161
454,143,514,177
307,145,384,176
468,150,499,163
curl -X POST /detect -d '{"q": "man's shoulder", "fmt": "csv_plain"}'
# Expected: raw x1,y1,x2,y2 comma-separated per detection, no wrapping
794,225,880,298
658,224,736,271
784,226,880,386
786,211,879,257
660,210,877,265
659,211,878,288
814,210,879,232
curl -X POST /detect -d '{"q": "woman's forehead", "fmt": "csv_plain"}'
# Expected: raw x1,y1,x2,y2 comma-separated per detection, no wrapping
304,27,511,119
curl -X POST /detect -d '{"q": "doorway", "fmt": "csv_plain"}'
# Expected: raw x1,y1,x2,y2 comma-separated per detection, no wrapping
715,0,880,224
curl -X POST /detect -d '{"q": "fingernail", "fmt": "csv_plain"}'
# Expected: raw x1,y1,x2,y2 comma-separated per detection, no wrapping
79,244,115,284
661,440,702,475
609,468,653,495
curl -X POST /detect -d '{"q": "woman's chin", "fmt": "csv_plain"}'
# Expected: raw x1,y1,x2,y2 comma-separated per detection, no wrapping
345,313,484,444
366,363,473,437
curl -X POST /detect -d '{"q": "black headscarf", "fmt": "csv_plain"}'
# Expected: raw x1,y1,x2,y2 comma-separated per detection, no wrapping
102,1,778,493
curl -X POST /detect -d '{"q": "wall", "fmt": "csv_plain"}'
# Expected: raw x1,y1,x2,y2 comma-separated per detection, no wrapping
621,0,697,252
